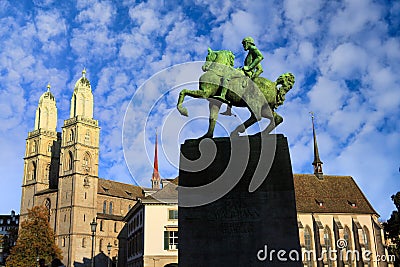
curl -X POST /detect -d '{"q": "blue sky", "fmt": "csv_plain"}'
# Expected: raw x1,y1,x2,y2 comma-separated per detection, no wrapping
0,0,399,219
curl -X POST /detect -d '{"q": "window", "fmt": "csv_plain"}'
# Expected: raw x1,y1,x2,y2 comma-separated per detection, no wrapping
109,202,113,215
69,129,74,142
304,226,313,266
82,238,86,248
103,201,107,214
344,226,351,250
100,220,104,231
47,142,52,153
62,238,66,247
323,227,333,267
168,209,178,220
67,151,73,170
114,222,117,232
362,227,371,266
164,231,178,250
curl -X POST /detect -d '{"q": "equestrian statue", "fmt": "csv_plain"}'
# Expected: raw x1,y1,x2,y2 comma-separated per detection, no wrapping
176,37,295,138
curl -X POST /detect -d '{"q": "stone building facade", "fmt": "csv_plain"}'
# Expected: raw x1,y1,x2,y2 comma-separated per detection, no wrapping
20,70,145,267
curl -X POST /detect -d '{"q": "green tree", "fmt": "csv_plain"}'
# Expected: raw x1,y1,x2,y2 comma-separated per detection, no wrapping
384,192,400,267
6,206,62,267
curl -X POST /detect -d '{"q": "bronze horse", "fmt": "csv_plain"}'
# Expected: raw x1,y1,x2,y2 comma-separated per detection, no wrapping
176,48,295,138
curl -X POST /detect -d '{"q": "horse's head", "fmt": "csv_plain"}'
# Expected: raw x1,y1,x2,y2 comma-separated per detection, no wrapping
276,72,295,94
202,48,235,72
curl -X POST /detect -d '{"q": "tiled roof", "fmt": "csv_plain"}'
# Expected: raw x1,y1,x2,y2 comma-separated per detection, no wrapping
98,178,143,200
143,182,178,204
293,174,377,215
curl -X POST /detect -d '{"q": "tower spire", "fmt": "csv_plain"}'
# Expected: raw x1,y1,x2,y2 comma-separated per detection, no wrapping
310,112,323,179
151,130,160,189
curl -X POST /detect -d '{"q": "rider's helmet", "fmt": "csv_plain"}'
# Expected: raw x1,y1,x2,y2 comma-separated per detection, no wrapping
242,36,255,45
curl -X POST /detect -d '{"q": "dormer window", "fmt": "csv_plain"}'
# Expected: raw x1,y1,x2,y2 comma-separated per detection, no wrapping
102,186,109,192
315,199,324,207
125,191,132,197
348,200,357,208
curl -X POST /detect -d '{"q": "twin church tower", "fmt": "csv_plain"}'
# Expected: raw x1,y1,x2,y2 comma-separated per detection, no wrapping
20,70,144,266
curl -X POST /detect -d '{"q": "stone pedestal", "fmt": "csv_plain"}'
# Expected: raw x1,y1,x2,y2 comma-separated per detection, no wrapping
178,134,302,266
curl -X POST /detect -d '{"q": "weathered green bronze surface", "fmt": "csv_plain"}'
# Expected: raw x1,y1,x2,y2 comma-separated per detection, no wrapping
177,39,295,138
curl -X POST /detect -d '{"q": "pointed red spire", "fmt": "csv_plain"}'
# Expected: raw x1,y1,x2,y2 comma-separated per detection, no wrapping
151,131,160,189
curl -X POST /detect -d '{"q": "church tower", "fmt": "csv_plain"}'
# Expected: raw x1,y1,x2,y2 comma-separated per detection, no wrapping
57,70,100,266
20,84,61,220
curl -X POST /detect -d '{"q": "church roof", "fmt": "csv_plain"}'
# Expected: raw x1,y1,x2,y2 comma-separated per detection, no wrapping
142,182,178,204
98,178,143,200
293,174,377,215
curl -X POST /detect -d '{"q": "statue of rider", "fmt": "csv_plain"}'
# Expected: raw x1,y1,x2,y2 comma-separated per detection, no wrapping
215,36,264,113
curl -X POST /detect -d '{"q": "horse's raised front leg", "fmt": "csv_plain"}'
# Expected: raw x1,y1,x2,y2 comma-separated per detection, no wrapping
177,89,209,117
230,113,260,137
201,100,221,138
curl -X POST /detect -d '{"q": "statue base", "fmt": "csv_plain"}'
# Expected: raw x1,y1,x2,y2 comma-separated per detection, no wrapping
178,134,302,266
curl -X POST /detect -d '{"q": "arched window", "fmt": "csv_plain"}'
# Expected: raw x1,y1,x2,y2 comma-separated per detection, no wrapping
69,129,75,142
304,226,313,266
30,161,37,180
109,202,113,215
344,226,352,250
103,201,107,214
362,227,371,266
67,151,73,170
47,142,52,153
324,226,333,267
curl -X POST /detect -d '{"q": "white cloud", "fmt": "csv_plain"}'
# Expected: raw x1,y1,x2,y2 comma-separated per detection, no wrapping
325,43,368,78
307,77,346,116
329,0,382,37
